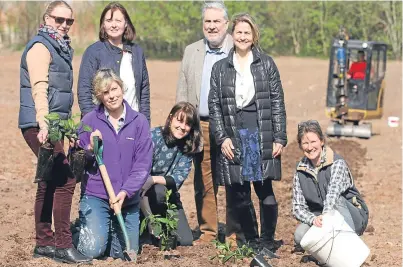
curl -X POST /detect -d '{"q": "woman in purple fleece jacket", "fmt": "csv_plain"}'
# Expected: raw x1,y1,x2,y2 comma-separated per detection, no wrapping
73,68,153,260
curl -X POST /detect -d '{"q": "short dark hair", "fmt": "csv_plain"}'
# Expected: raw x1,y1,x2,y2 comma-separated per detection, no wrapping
162,102,202,155
297,120,325,149
99,2,136,42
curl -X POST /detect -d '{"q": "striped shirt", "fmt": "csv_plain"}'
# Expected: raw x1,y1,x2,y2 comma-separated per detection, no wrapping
199,38,231,117
104,104,126,133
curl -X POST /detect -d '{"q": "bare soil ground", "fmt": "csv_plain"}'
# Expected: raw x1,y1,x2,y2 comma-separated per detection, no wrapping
0,52,401,267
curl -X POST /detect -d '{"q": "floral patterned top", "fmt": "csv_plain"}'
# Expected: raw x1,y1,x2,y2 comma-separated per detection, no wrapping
151,127,193,190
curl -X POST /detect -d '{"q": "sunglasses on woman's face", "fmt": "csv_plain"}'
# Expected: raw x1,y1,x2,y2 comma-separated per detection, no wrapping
48,14,74,26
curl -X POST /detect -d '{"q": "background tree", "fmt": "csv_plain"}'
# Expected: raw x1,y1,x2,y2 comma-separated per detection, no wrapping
0,1,400,60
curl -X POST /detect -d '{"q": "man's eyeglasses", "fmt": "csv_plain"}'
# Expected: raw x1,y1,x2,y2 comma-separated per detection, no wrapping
48,15,74,26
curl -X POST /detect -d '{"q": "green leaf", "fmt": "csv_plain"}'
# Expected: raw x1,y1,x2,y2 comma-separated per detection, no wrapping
166,209,176,216
140,218,148,234
223,252,235,263
152,223,162,237
156,218,170,224
45,112,60,121
68,119,75,131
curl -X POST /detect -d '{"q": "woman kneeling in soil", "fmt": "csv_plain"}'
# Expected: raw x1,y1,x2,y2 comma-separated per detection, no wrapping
140,102,202,247
73,68,153,259
292,120,369,250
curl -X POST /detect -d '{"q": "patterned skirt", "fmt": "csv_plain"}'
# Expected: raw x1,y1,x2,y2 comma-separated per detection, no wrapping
238,127,262,182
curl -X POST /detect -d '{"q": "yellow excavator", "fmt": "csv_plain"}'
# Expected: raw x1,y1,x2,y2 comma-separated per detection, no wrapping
325,27,387,138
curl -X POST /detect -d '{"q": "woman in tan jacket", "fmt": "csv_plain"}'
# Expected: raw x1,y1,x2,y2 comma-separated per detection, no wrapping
18,1,91,264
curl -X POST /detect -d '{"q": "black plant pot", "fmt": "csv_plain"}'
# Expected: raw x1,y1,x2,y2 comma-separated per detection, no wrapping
250,254,272,267
68,147,86,183
35,143,54,183
159,235,178,251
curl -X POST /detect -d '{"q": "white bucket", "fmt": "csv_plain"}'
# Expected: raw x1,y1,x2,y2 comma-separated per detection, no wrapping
300,210,370,267
388,116,400,127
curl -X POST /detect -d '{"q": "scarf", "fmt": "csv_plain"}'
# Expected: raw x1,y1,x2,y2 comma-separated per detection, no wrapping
38,24,71,56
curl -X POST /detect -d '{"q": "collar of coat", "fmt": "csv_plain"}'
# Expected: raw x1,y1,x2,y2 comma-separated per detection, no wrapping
296,146,335,176
95,100,138,126
103,40,134,54
227,45,262,66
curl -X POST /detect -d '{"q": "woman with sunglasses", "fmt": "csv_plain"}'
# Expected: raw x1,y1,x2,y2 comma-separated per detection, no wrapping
292,120,368,253
78,2,150,123
18,0,91,264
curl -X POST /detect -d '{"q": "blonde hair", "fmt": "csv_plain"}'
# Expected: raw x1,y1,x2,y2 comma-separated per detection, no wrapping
92,68,125,105
43,1,73,23
231,13,260,46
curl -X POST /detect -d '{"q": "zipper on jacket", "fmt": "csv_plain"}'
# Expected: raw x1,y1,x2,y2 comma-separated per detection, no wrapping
305,170,325,202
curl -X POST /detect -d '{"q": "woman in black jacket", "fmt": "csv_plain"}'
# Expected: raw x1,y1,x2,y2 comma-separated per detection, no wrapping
77,2,150,121
208,13,287,251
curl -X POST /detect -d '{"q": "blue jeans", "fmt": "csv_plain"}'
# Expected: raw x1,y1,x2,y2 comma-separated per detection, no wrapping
74,195,139,259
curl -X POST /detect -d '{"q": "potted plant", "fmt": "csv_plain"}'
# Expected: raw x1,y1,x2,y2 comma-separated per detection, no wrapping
34,113,92,183
140,190,179,251
60,114,92,182
34,113,61,183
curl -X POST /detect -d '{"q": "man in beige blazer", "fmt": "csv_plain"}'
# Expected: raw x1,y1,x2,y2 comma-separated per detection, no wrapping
176,2,233,244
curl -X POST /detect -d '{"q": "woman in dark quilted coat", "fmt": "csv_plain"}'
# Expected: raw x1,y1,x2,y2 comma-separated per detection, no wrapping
208,13,287,251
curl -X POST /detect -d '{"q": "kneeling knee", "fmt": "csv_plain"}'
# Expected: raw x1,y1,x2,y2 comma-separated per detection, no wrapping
76,230,107,259
262,195,277,206
294,223,310,246
151,184,168,205
78,241,106,259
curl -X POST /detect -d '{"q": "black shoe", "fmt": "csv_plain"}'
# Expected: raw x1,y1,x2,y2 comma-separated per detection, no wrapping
292,244,305,255
54,247,92,264
260,239,283,252
33,245,55,259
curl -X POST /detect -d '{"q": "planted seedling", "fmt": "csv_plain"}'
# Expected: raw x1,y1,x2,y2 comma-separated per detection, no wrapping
140,190,179,251
210,240,255,264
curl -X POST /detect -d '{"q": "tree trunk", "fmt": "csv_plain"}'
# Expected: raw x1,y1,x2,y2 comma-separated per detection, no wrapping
319,2,327,56
383,1,401,59
291,26,300,55
359,4,368,40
